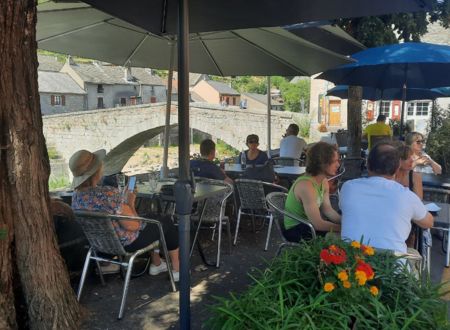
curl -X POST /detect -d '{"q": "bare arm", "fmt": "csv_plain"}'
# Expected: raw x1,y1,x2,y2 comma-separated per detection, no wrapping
118,191,140,231
295,180,340,232
321,179,341,224
428,157,442,175
413,212,434,229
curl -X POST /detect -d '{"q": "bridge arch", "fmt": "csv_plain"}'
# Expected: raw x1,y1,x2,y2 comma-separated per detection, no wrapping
43,103,306,164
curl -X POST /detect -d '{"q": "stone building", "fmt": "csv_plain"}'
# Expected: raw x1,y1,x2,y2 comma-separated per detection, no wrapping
60,58,166,110
191,80,240,106
240,92,284,111
38,71,87,115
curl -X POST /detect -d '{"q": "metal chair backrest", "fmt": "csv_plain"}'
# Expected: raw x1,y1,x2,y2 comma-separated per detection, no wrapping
195,179,233,224
74,210,127,256
270,157,301,167
235,179,287,211
335,131,348,147
266,192,316,239
369,135,392,149
423,187,450,203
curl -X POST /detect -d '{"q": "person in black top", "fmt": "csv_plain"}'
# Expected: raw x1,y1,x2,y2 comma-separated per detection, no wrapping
190,139,233,184
238,134,269,166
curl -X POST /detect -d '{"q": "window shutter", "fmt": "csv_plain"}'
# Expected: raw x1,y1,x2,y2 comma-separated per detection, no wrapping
61,95,66,106
51,95,55,105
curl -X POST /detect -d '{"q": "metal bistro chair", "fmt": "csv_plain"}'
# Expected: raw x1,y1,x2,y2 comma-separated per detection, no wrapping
423,187,450,268
190,179,234,267
74,211,176,319
266,192,316,256
233,179,288,251
270,156,304,167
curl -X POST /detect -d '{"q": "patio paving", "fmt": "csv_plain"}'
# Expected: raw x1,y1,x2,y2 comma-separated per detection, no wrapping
76,219,450,329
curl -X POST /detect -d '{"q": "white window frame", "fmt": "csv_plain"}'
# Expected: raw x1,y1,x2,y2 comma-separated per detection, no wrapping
415,102,429,116
379,101,390,117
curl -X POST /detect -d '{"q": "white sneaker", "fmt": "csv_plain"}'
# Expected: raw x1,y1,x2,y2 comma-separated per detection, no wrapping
172,271,179,282
149,261,168,275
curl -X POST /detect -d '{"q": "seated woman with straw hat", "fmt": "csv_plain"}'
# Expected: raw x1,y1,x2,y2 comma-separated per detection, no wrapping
69,149,180,281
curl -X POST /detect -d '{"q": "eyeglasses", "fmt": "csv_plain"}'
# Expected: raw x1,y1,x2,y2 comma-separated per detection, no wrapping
415,140,425,144
247,140,258,144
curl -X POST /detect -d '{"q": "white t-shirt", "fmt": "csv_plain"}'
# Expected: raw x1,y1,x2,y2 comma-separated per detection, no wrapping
340,176,428,253
280,135,306,160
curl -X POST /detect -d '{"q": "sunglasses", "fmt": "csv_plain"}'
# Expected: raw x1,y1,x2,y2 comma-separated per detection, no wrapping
415,140,425,144
247,140,259,144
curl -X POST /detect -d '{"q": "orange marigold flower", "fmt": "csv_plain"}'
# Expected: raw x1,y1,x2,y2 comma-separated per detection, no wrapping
343,280,351,289
337,270,348,281
361,244,375,256
324,282,335,292
355,270,367,286
320,246,347,265
351,241,361,249
370,286,379,296
356,260,375,280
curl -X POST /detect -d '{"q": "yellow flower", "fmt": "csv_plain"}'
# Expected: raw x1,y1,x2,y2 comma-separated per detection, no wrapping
363,245,375,256
337,270,348,282
324,282,335,292
370,286,379,296
343,280,351,289
351,241,361,249
355,270,367,286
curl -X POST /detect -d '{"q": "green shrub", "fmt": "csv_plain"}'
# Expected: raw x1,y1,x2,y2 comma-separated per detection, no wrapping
295,116,311,138
206,237,448,329
426,105,450,175
49,176,70,190
47,146,61,160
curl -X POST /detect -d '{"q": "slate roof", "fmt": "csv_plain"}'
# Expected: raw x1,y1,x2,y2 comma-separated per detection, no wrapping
69,63,165,86
172,72,210,86
38,71,86,94
242,92,283,105
206,80,240,95
38,54,64,72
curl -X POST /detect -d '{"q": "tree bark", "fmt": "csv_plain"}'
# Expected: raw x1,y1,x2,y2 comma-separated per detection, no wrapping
0,1,81,329
343,86,363,180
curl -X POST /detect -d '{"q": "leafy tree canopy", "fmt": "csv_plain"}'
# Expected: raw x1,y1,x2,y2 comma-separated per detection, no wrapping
336,0,450,47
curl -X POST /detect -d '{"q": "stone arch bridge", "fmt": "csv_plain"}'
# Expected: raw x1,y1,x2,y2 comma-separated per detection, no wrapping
43,103,306,163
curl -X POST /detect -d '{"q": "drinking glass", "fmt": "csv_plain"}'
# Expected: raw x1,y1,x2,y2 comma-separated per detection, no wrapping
116,173,126,196
148,173,158,193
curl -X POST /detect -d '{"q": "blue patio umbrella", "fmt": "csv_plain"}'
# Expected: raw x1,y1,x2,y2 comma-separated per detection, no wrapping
318,42,450,134
326,85,450,101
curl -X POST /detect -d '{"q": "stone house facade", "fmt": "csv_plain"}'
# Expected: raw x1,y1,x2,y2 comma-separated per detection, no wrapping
60,59,166,110
241,92,284,111
38,71,86,115
191,80,240,106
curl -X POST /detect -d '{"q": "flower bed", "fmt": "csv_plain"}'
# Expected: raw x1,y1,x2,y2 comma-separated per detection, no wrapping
206,237,448,329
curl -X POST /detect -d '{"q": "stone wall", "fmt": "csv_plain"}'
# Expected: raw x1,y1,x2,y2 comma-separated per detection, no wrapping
43,102,307,165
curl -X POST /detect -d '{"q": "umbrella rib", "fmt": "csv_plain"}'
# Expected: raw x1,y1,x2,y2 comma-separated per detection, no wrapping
197,34,224,76
123,33,151,67
38,18,116,42
229,30,309,75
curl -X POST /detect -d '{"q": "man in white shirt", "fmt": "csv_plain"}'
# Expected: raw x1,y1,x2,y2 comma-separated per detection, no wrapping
280,123,306,161
340,143,433,253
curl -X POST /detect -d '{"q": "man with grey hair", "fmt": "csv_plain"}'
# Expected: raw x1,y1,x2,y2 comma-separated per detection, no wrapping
340,142,433,253
279,123,306,162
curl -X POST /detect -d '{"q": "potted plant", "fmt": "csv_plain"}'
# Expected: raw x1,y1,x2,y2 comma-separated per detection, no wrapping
206,237,449,329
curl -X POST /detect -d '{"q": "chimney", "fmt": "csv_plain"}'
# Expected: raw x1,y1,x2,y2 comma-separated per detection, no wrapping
124,66,133,81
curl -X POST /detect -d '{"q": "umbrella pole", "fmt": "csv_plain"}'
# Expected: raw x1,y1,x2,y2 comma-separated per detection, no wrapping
162,41,175,178
267,76,271,156
399,84,407,137
175,0,193,329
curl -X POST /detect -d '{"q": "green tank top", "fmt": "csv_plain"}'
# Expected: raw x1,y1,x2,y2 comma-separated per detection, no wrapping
284,175,325,230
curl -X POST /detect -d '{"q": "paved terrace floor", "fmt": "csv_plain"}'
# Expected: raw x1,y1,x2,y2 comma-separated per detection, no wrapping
76,220,450,329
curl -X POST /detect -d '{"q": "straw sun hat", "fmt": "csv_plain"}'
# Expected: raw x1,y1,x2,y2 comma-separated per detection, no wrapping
69,149,106,189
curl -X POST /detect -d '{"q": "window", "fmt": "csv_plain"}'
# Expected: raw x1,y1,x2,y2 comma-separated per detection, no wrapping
120,97,127,106
97,84,104,93
51,95,65,106
415,102,429,116
379,101,390,117
407,103,414,116
97,97,104,109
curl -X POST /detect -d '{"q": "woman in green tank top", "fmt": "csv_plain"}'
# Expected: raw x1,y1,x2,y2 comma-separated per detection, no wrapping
283,142,341,242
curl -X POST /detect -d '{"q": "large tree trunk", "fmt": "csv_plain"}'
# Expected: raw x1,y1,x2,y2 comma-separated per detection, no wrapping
343,86,363,180
0,1,81,329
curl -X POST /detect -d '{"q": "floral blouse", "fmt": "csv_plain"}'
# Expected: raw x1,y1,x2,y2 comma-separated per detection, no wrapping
72,186,143,246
